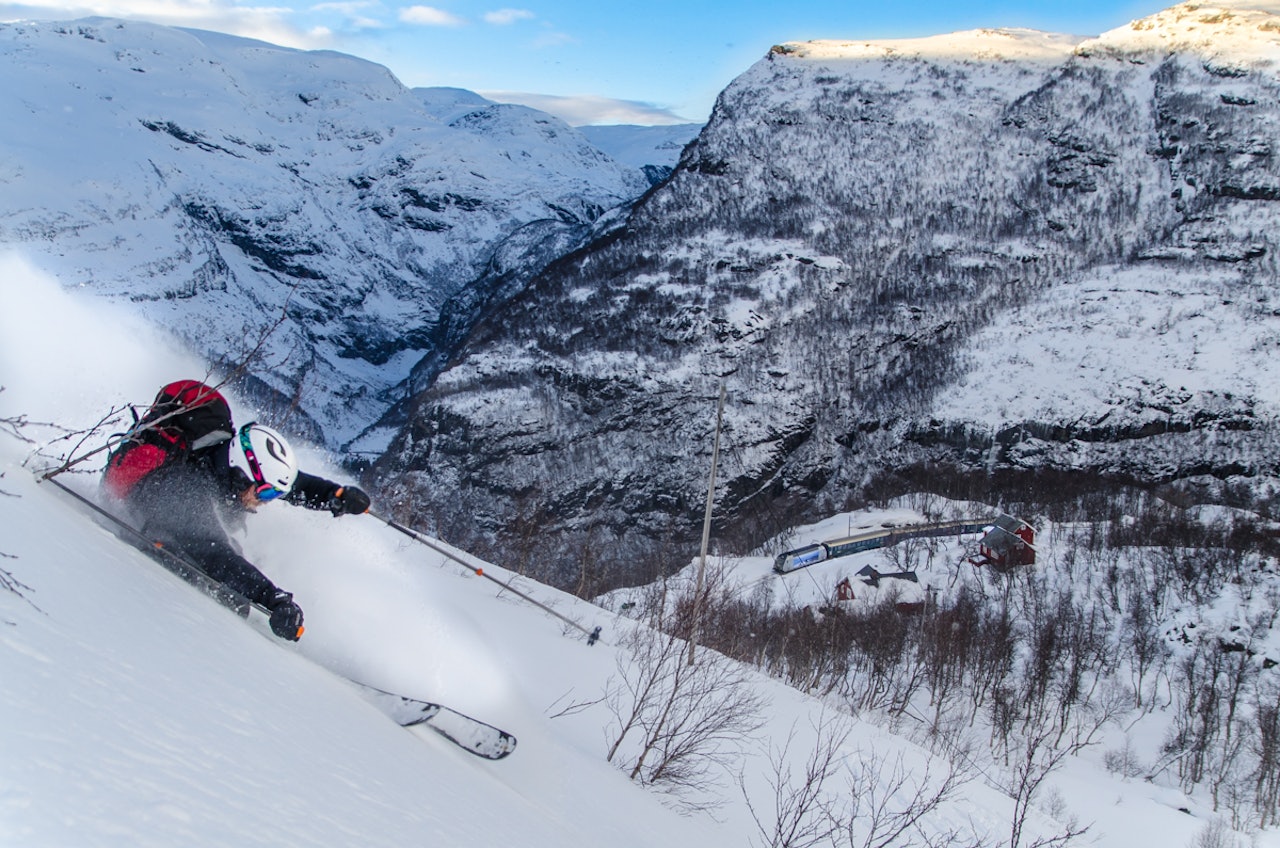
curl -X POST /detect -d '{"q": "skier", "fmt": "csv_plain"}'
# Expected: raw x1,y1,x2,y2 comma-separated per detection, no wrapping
102,380,371,640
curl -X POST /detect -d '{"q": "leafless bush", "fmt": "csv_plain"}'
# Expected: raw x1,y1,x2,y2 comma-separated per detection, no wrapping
834,748,976,848
0,557,40,616
604,619,768,809
998,706,1097,848
842,596,920,714
0,469,39,615
1103,737,1146,779
1188,817,1242,848
1251,678,1280,829
0,385,109,473
740,716,850,848
740,714,980,848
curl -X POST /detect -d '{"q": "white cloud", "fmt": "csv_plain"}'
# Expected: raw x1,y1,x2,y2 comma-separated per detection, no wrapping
0,0,333,49
399,5,465,26
305,1,384,31
309,0,372,14
483,8,532,25
479,91,694,126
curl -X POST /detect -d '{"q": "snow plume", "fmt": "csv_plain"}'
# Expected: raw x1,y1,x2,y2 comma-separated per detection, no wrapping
0,250,514,715
0,252,205,426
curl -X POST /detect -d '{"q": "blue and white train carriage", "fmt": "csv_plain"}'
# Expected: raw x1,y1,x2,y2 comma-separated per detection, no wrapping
773,519,993,574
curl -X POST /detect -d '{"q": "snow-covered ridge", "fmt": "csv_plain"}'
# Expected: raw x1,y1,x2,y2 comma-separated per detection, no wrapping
775,2,1280,67
1091,1,1280,62
0,17,659,450
773,28,1085,64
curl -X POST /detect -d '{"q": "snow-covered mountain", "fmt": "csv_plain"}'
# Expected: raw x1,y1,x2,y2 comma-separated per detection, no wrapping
0,256,1243,847
11,8,1280,843
380,2,1280,588
414,87,701,186
0,17,657,451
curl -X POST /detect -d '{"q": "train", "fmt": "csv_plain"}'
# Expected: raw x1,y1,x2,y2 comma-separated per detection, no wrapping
773,519,992,574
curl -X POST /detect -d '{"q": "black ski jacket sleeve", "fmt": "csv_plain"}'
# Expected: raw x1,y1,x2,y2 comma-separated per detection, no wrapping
285,470,344,510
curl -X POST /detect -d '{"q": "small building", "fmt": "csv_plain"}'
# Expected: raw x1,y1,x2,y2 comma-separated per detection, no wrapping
834,569,925,614
856,565,919,588
970,515,1036,571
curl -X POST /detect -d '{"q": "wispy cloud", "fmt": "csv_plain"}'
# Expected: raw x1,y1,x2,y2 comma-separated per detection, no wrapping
399,5,465,26
307,1,384,31
480,91,694,126
310,0,374,14
531,28,574,48
483,8,533,25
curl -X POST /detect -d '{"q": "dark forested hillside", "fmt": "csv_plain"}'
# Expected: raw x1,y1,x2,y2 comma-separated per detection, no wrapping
378,7,1280,591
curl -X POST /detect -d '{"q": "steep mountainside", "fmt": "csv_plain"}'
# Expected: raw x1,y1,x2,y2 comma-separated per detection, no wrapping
0,18,649,450
380,4,1280,588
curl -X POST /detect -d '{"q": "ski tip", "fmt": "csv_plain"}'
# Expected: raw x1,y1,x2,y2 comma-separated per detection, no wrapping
486,735,518,759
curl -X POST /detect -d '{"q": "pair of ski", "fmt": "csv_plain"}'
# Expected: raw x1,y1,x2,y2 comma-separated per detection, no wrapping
43,475,517,761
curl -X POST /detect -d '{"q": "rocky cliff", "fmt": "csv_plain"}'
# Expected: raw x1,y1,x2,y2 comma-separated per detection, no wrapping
378,4,1280,588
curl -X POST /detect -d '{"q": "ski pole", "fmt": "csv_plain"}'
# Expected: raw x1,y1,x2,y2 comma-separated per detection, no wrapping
369,510,601,646
40,474,267,618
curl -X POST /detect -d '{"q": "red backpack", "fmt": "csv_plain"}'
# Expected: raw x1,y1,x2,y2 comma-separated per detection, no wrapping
102,380,234,500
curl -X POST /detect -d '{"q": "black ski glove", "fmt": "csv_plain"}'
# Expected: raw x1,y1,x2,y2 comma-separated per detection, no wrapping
267,590,304,641
327,485,371,517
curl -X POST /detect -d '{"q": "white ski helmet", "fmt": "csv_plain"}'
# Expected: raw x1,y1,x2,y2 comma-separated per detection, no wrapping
230,422,298,501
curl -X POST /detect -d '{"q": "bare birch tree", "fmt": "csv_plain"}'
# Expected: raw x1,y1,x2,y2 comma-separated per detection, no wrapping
605,620,767,808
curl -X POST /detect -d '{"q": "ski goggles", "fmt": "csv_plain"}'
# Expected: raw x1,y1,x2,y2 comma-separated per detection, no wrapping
255,483,286,502
239,426,286,502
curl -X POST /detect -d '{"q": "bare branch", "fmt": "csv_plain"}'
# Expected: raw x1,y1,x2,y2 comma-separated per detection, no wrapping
740,714,851,848
836,747,974,848
605,620,768,810
545,688,604,720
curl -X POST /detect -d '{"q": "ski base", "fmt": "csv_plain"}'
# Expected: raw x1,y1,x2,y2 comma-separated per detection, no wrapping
355,683,517,760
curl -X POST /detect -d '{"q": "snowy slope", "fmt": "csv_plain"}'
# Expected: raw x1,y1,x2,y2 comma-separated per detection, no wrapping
0,254,718,846
932,263,1280,472
0,252,1260,848
0,452,721,847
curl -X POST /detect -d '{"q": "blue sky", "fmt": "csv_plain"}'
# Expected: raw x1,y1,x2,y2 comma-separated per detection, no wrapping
2,0,1177,123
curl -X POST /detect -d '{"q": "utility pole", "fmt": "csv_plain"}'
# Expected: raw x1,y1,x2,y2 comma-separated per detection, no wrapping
688,380,726,666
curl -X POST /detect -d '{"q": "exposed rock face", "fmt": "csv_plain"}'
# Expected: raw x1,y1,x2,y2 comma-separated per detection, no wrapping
379,7,1280,588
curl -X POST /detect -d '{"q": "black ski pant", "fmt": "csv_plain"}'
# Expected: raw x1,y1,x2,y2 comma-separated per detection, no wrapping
157,533,278,607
